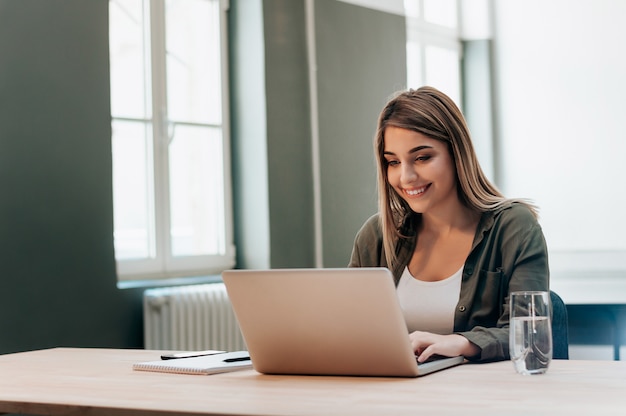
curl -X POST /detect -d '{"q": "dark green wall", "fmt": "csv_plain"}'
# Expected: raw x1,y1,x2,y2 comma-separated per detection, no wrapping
0,0,144,354
230,0,316,270
315,0,406,266
264,0,316,268
230,0,406,269
230,0,273,269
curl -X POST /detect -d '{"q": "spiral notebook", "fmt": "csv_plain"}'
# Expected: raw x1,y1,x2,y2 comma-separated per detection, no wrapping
133,351,252,375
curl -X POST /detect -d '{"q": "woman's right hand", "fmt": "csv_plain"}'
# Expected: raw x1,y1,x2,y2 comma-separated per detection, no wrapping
409,331,479,362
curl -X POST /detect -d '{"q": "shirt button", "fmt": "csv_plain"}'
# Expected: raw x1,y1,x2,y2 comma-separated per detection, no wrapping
458,305,467,312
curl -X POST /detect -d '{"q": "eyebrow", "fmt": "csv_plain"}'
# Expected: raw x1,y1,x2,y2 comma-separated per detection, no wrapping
383,145,433,156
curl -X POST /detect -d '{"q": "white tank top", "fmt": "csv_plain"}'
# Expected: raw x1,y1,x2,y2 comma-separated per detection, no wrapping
396,266,463,335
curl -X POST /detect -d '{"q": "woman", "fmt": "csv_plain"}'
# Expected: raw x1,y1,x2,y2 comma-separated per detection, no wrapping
349,86,549,363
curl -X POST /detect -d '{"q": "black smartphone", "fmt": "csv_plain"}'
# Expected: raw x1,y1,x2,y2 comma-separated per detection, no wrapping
160,350,226,360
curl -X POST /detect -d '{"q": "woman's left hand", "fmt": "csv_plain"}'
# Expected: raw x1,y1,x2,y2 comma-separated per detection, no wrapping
409,331,480,362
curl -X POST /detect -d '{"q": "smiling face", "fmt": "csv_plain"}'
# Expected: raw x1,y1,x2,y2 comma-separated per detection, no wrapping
383,126,458,215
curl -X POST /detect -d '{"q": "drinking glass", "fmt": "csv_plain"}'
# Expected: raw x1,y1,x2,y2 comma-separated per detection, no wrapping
509,291,552,375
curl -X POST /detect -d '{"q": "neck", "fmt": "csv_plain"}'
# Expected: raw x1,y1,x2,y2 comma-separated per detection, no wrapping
420,201,480,236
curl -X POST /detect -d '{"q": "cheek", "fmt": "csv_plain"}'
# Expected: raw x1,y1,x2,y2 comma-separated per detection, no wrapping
439,165,458,190
430,160,454,183
386,168,400,187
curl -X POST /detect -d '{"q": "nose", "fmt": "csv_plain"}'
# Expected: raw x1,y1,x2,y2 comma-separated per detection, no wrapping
400,162,418,183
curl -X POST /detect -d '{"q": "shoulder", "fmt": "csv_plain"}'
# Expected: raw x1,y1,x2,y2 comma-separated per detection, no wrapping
492,201,539,227
481,201,544,244
350,213,385,268
354,213,382,242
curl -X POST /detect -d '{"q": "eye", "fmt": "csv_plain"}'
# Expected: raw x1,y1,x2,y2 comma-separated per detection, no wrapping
385,159,399,167
415,155,431,162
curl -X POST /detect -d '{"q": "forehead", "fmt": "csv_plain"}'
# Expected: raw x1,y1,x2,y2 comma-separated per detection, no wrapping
383,126,446,152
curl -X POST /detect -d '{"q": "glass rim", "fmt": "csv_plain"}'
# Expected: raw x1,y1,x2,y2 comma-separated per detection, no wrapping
510,290,549,296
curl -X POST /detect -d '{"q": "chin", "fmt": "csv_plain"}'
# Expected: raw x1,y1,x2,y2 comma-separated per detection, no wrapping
407,204,426,214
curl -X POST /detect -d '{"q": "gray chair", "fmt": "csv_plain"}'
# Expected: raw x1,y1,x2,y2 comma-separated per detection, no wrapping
550,290,569,359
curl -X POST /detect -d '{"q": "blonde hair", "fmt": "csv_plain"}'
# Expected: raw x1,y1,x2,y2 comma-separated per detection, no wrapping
374,87,537,268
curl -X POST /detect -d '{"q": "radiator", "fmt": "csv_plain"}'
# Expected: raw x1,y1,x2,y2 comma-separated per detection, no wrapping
143,283,246,351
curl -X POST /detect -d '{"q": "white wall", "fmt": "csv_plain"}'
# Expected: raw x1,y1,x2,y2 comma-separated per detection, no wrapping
336,0,404,15
491,0,626,302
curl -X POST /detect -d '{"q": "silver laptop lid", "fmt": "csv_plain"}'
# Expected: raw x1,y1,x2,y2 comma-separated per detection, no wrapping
222,268,422,377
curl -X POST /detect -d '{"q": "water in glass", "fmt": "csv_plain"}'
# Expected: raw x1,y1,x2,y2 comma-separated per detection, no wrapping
510,315,552,374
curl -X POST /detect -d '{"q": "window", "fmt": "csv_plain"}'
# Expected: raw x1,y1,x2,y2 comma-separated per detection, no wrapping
109,0,235,281
404,0,461,106
490,1,626,298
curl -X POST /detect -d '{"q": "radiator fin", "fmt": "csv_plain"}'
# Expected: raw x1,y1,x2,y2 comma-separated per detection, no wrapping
143,283,246,351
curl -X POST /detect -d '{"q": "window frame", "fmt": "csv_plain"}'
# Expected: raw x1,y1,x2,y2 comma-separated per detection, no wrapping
110,0,235,283
404,0,463,106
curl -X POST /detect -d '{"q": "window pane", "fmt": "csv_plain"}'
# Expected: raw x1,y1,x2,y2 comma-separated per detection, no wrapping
424,45,461,106
165,0,222,125
423,0,457,28
109,0,151,119
112,120,155,259
406,40,423,89
169,125,225,256
403,0,420,18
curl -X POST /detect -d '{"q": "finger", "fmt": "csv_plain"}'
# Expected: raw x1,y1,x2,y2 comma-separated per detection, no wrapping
410,339,430,356
416,345,436,363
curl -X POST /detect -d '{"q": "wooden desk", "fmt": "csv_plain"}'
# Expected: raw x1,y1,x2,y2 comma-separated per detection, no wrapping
1,348,625,416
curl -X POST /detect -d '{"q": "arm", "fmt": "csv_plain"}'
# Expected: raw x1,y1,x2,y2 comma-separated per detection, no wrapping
348,214,385,268
458,205,550,362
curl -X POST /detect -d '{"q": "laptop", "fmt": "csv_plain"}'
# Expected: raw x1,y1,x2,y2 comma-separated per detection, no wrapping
222,267,464,377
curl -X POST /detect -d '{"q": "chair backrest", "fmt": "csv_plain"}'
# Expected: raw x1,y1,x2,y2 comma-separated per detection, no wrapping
550,290,569,359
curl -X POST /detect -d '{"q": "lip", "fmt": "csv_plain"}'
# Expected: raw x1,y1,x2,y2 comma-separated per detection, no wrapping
402,184,430,198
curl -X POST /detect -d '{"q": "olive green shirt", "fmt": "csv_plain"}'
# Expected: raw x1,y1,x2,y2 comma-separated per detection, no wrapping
348,202,549,362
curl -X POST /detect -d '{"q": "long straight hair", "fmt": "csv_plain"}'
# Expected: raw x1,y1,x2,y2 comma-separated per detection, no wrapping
374,87,537,269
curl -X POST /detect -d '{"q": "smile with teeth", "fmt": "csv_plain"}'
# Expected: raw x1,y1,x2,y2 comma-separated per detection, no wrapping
404,184,430,197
